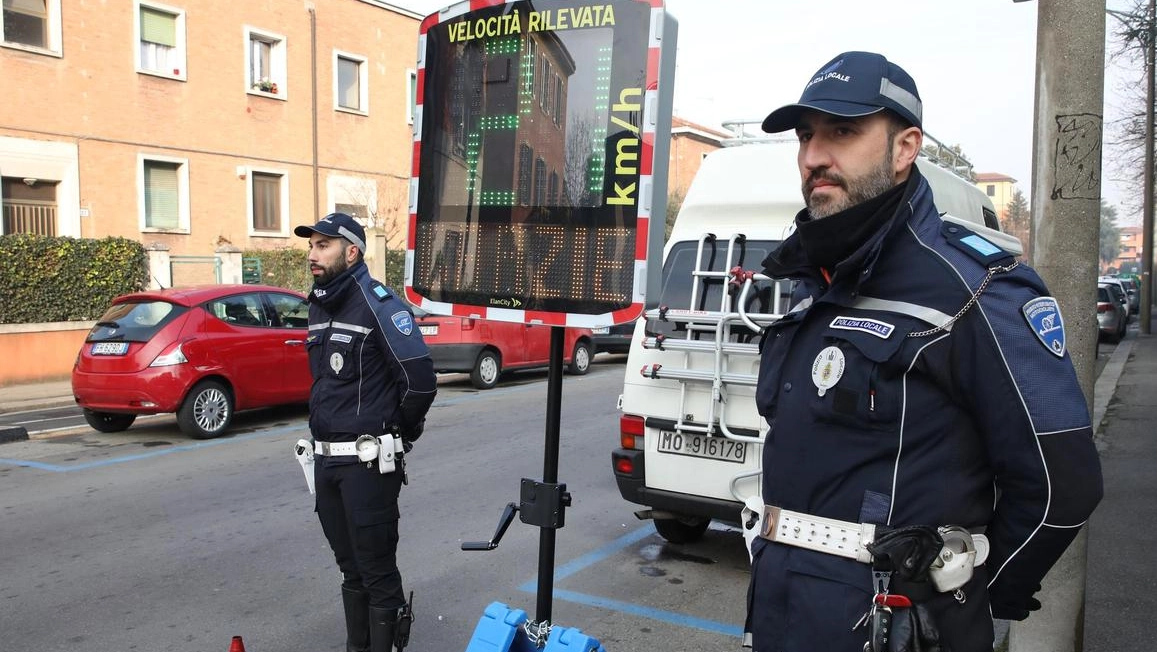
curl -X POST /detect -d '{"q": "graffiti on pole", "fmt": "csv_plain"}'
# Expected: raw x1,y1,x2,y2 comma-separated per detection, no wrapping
1051,113,1102,200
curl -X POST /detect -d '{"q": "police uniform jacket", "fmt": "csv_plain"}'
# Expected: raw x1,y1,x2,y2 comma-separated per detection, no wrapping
748,167,1103,650
305,261,437,455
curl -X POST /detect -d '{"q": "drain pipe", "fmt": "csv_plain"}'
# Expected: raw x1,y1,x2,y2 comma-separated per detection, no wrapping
308,3,320,219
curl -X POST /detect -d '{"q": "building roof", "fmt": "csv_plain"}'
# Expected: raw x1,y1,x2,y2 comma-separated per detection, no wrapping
671,116,732,145
975,172,1017,183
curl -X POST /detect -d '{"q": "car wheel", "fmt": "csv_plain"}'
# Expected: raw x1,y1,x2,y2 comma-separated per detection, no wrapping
470,350,501,390
83,409,136,433
568,340,592,375
652,515,711,544
177,380,233,439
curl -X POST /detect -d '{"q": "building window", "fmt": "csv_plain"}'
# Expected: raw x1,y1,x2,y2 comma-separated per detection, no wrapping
139,156,189,232
1,176,57,236
985,184,995,197
335,50,368,113
246,28,286,97
2,0,61,54
136,2,186,79
533,158,547,205
247,168,288,235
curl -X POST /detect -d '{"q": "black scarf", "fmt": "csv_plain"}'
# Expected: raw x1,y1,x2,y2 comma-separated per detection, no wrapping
309,261,364,309
795,180,906,271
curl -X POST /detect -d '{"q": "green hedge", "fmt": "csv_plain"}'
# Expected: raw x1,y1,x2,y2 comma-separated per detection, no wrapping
243,247,407,296
0,234,149,324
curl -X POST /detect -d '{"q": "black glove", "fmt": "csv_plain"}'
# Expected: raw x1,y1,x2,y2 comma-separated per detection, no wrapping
887,604,944,652
399,419,425,446
865,525,943,582
990,595,1042,621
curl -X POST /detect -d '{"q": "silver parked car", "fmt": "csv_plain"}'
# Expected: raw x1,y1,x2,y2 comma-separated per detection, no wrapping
1097,283,1128,343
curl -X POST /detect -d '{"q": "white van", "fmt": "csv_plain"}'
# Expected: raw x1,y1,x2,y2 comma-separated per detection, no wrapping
610,129,1018,543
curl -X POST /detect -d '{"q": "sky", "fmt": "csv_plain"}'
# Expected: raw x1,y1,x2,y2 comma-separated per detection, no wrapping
398,0,1145,226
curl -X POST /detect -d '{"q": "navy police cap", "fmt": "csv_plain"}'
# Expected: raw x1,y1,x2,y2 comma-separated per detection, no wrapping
294,212,368,253
762,51,922,133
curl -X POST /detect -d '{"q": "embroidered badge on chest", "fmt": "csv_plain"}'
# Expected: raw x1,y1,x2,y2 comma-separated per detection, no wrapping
330,352,344,373
811,345,846,396
1022,296,1066,358
830,316,895,339
391,311,413,336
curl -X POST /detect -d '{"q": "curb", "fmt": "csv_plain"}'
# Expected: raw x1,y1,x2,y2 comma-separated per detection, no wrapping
0,426,29,444
1092,335,1135,449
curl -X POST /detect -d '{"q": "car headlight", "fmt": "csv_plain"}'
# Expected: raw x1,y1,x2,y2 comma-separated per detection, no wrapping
150,343,188,367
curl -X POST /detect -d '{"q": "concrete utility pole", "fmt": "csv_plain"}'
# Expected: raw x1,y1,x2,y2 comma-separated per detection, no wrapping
1014,1,1105,651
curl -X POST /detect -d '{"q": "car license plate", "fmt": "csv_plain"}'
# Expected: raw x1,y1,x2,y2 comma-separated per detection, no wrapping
91,342,129,355
656,431,747,463
592,327,610,334
419,325,438,336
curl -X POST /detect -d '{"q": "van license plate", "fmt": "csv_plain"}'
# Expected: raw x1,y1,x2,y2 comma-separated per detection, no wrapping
91,342,129,355
657,431,746,463
419,325,438,336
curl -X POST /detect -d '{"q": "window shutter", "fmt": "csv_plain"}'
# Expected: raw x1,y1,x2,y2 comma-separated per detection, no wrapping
252,173,280,231
5,0,47,16
144,161,179,229
140,7,176,47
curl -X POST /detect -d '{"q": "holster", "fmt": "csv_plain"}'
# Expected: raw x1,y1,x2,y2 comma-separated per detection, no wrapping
293,439,315,494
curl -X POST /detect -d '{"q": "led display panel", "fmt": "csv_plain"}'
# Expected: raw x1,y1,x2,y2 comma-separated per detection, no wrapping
406,0,676,325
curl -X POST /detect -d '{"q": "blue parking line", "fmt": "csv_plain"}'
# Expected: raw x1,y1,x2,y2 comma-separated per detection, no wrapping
0,424,301,472
517,524,744,638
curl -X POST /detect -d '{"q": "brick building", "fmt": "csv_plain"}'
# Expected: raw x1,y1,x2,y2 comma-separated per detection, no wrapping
0,0,422,280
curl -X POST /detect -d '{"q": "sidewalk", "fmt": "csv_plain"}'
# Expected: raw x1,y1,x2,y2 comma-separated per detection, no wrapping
0,378,74,414
1083,326,1157,650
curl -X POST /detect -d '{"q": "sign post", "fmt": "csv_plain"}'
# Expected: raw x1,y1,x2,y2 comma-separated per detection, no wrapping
408,0,678,637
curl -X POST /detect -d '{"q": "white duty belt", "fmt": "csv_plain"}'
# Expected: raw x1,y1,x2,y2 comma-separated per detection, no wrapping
757,505,989,568
312,435,404,475
314,440,359,456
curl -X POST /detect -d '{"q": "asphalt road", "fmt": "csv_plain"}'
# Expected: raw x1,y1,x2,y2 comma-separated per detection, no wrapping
0,356,752,652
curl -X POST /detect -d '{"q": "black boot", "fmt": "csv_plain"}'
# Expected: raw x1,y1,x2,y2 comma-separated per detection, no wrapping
342,586,370,652
369,606,401,652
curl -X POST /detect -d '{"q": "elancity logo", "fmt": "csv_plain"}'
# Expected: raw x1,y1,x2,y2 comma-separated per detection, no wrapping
805,59,851,89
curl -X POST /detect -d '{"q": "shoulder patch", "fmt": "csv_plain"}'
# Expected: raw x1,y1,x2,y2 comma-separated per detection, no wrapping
391,310,413,336
372,283,391,301
942,223,1012,265
1022,296,1066,358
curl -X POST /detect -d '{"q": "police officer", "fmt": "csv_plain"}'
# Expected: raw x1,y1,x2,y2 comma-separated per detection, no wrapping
744,52,1103,651
295,213,437,652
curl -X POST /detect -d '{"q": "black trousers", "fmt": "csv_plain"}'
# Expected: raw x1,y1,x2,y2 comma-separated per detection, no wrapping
315,459,406,609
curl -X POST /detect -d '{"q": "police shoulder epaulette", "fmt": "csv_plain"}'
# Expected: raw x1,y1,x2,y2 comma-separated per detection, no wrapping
941,222,1014,266
370,283,392,302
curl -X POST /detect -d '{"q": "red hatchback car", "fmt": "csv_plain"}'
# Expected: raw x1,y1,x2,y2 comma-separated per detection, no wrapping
412,307,594,389
72,285,312,438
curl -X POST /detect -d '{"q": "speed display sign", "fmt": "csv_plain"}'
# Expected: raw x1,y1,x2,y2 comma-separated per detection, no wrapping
405,0,677,326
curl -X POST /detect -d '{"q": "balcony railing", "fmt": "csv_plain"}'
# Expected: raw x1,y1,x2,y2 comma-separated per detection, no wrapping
2,201,57,236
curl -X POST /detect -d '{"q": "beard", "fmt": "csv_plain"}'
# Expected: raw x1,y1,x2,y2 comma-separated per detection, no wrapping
804,142,896,219
313,254,350,287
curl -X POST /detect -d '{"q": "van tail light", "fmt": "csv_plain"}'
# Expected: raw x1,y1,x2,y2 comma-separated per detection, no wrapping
620,414,644,450
461,318,476,330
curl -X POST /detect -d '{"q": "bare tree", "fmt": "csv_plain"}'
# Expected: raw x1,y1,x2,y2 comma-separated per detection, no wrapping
1105,1,1153,218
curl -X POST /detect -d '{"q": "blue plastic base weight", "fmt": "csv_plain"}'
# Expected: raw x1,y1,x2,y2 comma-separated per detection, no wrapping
464,602,606,652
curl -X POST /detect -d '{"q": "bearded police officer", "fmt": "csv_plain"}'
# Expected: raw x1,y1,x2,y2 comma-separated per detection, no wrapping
743,52,1103,651
294,212,436,652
